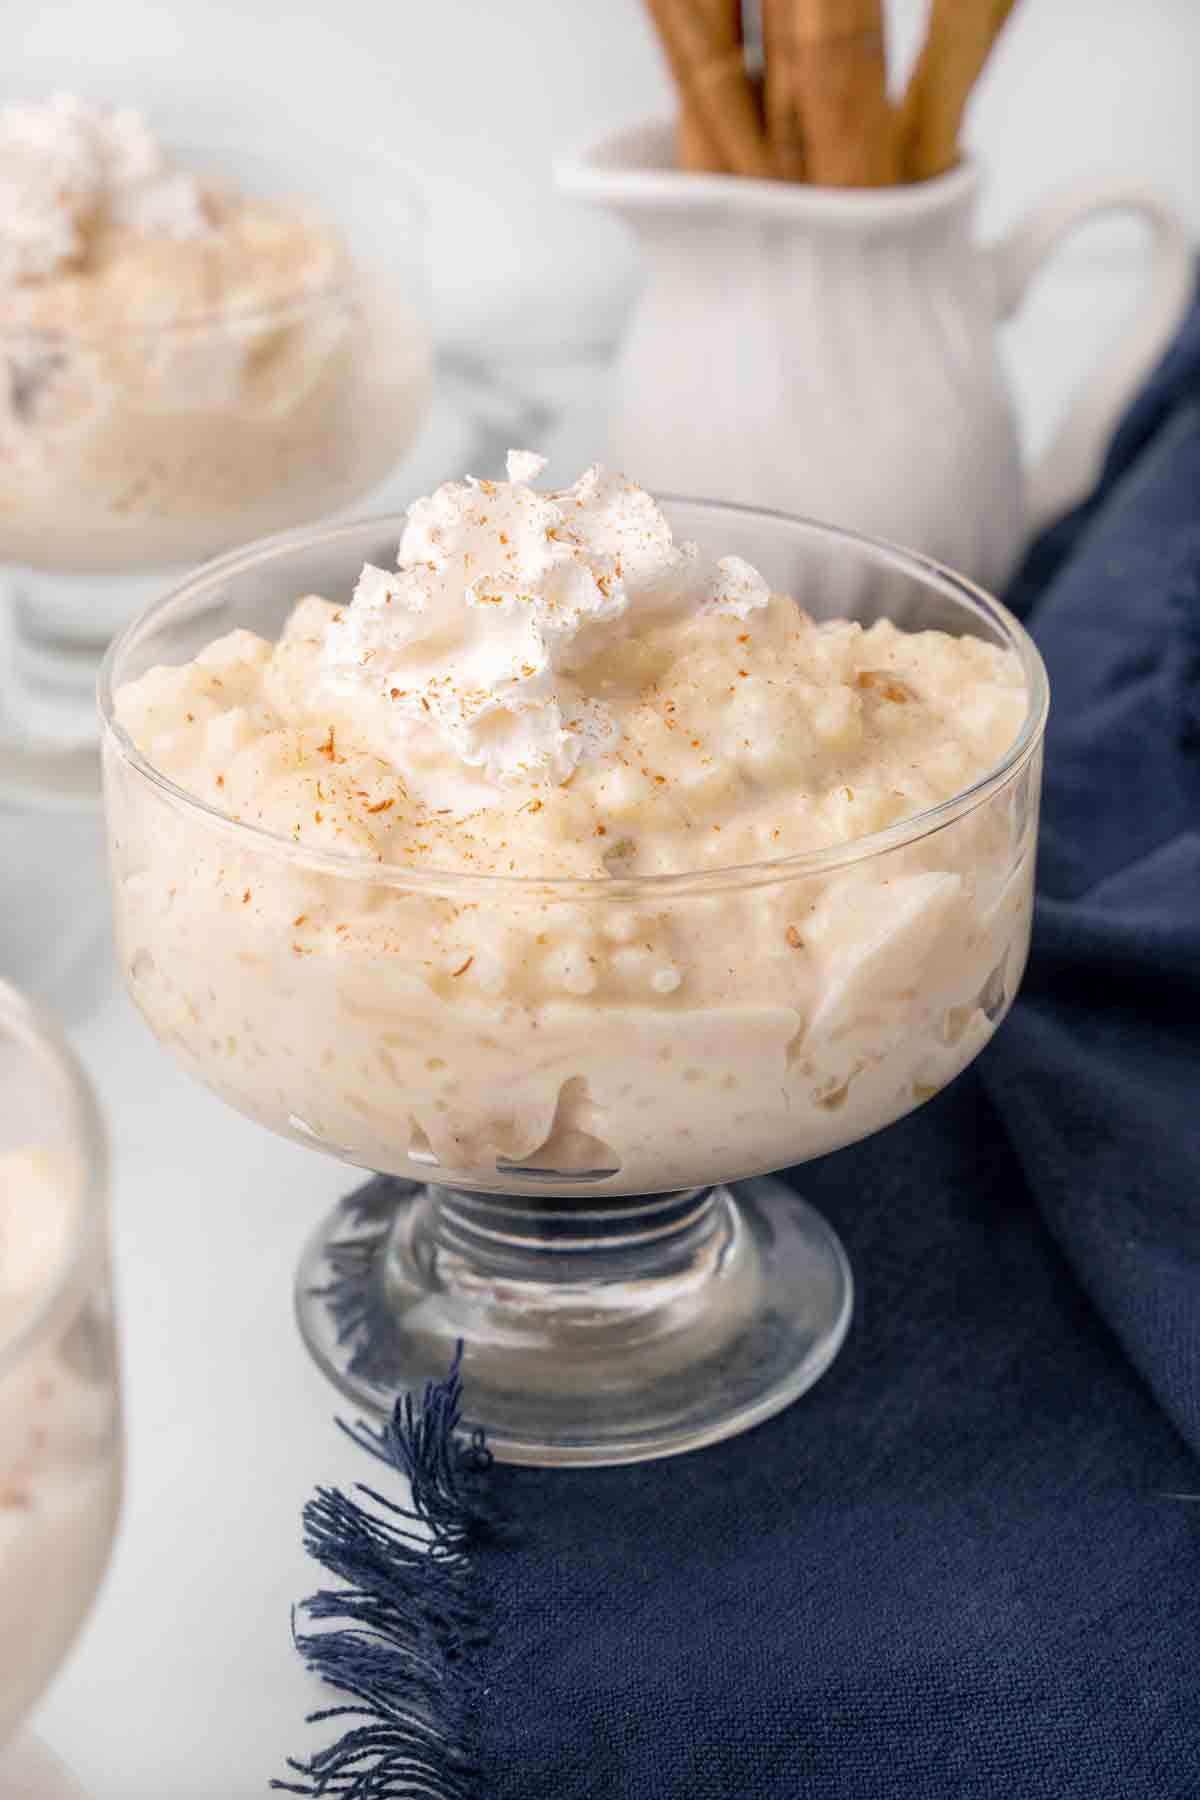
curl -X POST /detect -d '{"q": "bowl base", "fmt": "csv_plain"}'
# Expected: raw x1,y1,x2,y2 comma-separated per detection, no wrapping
295,1176,853,1467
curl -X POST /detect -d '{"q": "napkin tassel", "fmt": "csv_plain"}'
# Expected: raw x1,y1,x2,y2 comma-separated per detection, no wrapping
273,1349,493,1799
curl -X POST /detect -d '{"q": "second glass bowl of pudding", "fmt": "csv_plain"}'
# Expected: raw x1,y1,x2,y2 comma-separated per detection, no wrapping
1,108,430,807
100,498,1047,1465
0,978,121,1763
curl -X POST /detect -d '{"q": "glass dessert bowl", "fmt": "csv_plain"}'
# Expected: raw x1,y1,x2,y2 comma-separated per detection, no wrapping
1,95,430,808
0,978,121,1783
99,478,1047,1466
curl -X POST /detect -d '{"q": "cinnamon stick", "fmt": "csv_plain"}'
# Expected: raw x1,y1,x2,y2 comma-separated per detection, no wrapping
644,0,773,178
676,0,741,172
762,0,805,180
899,0,1020,182
677,106,728,173
761,0,898,186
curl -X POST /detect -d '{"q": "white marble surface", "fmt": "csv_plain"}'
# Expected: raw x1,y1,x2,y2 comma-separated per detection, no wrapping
0,245,1184,1796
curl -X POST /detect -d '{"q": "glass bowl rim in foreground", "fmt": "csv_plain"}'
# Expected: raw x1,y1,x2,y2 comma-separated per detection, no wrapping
0,129,427,348
98,498,1050,902
0,977,109,1379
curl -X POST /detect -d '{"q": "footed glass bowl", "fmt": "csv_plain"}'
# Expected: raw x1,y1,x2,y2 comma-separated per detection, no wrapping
1,127,429,810
99,502,1047,1465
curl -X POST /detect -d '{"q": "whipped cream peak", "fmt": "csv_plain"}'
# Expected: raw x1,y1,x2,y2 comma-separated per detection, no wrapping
0,92,207,284
505,448,547,485
320,455,770,791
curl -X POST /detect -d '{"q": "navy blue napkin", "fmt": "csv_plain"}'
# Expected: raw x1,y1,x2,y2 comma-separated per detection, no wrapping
280,294,1200,1800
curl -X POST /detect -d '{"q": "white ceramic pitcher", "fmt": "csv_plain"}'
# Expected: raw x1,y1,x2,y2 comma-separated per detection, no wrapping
557,121,1193,590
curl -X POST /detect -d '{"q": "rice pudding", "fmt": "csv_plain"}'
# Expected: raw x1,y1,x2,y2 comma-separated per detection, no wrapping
107,456,1040,1194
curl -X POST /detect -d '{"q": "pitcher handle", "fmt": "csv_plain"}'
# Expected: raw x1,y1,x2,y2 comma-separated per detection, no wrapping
990,177,1194,532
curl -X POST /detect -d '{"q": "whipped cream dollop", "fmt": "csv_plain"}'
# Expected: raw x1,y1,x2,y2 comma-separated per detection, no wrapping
320,452,770,787
0,92,207,283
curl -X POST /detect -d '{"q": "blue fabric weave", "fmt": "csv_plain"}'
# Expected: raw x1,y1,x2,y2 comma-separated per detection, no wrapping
475,294,1200,1799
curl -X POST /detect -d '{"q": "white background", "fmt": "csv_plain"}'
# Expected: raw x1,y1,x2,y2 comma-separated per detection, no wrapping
3,0,1199,345
3,2,1198,1795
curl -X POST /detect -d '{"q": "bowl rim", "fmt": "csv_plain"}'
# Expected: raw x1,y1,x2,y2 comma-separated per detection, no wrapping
97,494,1050,902
0,978,109,1377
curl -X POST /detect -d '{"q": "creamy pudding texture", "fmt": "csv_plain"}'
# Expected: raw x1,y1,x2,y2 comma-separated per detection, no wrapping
0,94,427,570
110,458,1039,1193
0,1147,120,1741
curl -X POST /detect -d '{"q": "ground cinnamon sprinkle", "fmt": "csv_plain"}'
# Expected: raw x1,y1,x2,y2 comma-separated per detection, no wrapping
318,727,337,760
242,889,251,904
450,955,474,977
786,925,803,949
293,915,307,927
856,670,918,703
366,798,395,814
